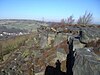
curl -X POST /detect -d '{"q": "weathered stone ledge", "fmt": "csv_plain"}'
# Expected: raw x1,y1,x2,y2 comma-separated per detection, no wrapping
73,48,100,75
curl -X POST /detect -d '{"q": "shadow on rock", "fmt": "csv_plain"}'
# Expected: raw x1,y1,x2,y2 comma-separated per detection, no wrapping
44,60,66,75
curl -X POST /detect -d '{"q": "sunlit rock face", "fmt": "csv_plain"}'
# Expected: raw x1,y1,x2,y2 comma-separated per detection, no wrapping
73,39,85,51
73,48,100,75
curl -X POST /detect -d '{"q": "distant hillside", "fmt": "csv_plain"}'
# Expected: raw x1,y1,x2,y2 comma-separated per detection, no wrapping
0,19,49,31
0,26,27,33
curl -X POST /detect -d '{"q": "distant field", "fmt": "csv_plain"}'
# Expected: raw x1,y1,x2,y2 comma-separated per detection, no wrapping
0,19,48,31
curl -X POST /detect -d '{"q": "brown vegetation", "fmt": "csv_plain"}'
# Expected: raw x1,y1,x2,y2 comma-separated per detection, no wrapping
0,35,30,61
86,39,100,55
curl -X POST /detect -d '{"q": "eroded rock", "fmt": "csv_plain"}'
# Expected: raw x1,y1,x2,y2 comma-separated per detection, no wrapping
73,48,100,75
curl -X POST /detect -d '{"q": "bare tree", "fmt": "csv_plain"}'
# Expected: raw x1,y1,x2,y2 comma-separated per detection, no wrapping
61,19,65,24
66,15,75,24
77,12,93,25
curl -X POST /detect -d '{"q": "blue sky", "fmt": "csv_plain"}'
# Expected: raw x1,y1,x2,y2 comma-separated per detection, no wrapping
0,0,100,23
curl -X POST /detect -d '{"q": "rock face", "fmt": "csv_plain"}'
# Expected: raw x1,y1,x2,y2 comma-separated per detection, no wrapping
80,27,100,43
73,48,100,75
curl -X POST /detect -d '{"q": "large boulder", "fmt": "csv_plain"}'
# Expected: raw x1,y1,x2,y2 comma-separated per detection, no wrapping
73,48,100,75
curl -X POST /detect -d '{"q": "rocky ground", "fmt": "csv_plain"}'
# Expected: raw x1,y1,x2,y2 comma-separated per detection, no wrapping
0,24,100,75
